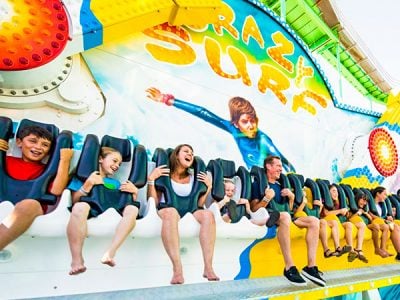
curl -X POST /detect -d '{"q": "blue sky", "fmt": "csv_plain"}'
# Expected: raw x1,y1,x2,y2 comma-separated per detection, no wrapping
335,0,400,87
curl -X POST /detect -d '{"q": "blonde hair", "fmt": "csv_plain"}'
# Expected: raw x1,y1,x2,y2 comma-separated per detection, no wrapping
100,146,120,159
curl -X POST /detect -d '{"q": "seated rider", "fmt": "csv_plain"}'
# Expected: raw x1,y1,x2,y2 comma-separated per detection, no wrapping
250,155,325,287
218,180,279,227
0,125,73,254
147,144,219,284
67,147,140,275
322,184,367,263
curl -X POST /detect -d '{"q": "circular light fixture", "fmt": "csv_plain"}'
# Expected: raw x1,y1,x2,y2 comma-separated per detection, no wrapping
0,0,69,70
369,128,398,177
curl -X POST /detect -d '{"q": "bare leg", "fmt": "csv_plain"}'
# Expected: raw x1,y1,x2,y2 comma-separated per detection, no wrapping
277,212,295,270
355,222,365,250
0,199,43,250
67,202,90,275
390,224,400,253
101,205,138,267
343,222,353,248
193,210,219,281
369,224,388,257
158,208,183,284
294,216,319,267
328,219,340,250
221,214,231,223
319,219,330,253
380,224,392,256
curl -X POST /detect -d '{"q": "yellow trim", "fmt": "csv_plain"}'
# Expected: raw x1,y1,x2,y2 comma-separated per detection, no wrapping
324,214,340,222
294,211,307,218
372,217,386,225
269,275,400,300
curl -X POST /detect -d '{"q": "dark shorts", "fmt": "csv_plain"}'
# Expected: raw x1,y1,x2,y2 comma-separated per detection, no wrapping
69,198,140,219
157,202,203,218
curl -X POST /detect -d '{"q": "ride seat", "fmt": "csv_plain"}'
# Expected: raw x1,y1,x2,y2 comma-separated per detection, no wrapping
74,134,147,217
388,194,400,221
207,158,251,223
0,117,73,205
250,165,290,213
288,174,321,218
152,147,207,217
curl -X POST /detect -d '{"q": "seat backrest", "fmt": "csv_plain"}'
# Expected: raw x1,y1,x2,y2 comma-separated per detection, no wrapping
389,195,400,220
316,178,333,208
152,147,207,217
250,165,290,213
340,184,358,213
288,174,322,218
74,134,147,217
317,179,350,222
297,176,322,218
205,159,224,202
207,158,251,223
0,116,14,201
385,198,393,218
215,158,251,200
0,118,72,205
361,187,382,216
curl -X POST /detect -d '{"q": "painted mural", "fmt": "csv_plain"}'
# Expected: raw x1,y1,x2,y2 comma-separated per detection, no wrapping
76,0,377,184
1,0,400,299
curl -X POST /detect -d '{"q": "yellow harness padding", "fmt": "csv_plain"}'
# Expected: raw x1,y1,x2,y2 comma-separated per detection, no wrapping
372,217,385,225
294,211,307,219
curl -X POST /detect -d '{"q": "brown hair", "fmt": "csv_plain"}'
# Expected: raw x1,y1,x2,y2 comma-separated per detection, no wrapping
263,155,281,168
371,186,386,198
354,191,367,206
18,125,53,143
169,144,194,174
228,97,258,125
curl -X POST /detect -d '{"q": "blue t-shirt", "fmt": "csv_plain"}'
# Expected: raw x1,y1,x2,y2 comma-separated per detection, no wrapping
68,176,121,191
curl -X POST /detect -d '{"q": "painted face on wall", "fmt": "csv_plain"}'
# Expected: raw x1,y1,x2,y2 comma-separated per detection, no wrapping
235,114,258,138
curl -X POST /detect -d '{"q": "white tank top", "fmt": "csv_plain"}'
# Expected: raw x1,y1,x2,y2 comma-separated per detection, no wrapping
160,174,194,203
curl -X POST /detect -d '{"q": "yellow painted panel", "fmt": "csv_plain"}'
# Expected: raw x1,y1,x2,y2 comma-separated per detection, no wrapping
90,0,222,43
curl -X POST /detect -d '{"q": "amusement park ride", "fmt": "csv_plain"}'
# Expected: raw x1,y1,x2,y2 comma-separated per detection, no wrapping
1,0,400,299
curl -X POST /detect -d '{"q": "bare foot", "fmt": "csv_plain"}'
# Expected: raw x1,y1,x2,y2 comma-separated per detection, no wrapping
203,270,220,281
384,250,394,257
170,272,184,284
101,252,116,267
375,249,389,258
69,260,87,275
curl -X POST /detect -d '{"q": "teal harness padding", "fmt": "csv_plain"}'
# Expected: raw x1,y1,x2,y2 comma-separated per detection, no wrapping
152,148,207,217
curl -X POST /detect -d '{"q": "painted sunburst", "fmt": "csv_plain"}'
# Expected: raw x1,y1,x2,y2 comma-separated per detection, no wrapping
369,128,398,177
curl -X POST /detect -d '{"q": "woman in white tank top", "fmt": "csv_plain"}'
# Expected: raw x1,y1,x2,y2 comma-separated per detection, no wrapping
147,144,219,284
